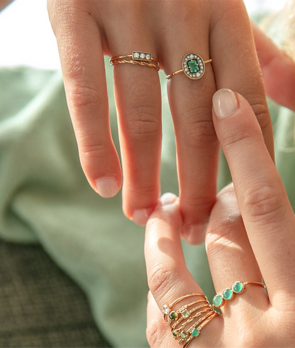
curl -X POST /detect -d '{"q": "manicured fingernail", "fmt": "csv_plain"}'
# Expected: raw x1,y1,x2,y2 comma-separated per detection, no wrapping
95,177,119,198
133,207,154,226
213,89,238,119
183,223,208,245
160,193,177,206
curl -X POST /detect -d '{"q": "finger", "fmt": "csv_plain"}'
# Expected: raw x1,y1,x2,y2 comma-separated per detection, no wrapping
252,22,295,112
146,291,171,348
145,193,221,347
48,2,122,197
104,2,162,225
206,183,268,314
210,0,274,159
162,2,218,244
212,88,295,308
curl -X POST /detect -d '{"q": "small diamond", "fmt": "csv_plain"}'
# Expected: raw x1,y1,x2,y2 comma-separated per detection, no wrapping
193,73,197,78
190,54,194,59
146,54,151,60
163,305,170,315
185,68,189,72
133,52,140,59
197,73,201,77
140,53,146,59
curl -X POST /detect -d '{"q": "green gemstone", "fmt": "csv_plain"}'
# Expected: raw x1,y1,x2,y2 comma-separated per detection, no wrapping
188,60,200,73
172,331,178,338
191,328,200,337
181,309,189,318
222,288,233,300
180,331,188,340
213,295,223,307
169,311,178,321
232,281,243,293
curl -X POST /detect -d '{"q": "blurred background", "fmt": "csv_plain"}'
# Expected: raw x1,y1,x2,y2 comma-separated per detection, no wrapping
0,0,289,70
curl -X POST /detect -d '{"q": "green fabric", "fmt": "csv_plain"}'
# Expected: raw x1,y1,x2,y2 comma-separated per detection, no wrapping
0,57,294,347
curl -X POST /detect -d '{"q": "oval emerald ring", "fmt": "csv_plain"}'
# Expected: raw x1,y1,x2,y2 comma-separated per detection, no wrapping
166,53,212,80
183,53,205,80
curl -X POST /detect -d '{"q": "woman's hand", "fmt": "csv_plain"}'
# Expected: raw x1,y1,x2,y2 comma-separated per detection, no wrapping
144,89,295,347
47,0,272,238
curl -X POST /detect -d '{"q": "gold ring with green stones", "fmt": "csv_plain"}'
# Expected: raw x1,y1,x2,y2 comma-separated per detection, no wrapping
212,281,267,309
162,293,219,347
166,53,212,80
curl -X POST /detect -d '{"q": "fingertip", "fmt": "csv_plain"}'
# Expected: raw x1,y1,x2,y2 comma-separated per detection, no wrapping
95,176,121,198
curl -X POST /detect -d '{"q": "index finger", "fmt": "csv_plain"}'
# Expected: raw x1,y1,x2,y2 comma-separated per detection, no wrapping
212,89,295,309
48,1,122,197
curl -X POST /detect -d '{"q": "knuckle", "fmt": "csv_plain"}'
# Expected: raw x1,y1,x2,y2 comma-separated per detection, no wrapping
222,127,254,152
206,214,243,253
79,141,109,160
124,107,161,139
248,97,271,132
69,84,104,112
180,114,217,149
243,184,283,223
146,321,161,348
148,265,178,298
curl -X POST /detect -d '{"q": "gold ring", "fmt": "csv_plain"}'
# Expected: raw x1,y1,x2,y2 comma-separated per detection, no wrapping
110,52,160,71
162,293,219,348
212,281,267,309
166,53,212,80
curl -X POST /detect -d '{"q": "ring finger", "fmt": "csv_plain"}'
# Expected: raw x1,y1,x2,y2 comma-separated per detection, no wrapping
205,183,269,316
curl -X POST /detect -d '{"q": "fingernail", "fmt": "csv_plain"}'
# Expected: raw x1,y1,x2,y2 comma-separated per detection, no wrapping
213,89,238,119
160,193,177,206
133,207,154,226
95,177,119,198
182,223,208,245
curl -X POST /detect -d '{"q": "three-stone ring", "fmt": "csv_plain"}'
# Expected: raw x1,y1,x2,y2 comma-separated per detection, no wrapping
110,52,160,71
166,53,212,80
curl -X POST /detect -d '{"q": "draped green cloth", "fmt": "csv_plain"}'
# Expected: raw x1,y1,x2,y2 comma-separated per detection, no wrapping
0,60,294,347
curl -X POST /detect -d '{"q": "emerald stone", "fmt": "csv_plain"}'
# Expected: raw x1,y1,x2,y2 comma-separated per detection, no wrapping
222,288,233,300
191,328,200,337
213,295,223,307
181,309,189,318
169,311,178,321
232,281,244,293
188,60,200,73
172,331,178,338
180,331,188,340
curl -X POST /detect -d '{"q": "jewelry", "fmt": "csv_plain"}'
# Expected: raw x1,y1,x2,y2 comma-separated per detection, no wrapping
162,293,219,348
166,53,212,80
212,281,267,309
110,52,160,71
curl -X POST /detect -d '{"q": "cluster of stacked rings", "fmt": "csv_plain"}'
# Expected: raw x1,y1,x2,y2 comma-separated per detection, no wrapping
162,293,219,348
162,281,266,347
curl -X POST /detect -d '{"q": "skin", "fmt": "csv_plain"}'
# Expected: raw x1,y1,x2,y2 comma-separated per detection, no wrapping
144,34,295,347
47,0,273,242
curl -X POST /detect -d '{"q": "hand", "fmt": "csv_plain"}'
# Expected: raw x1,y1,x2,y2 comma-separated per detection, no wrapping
252,22,295,112
48,0,272,238
144,89,295,347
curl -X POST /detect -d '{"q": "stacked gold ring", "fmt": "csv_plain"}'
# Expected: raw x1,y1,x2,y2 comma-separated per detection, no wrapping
110,52,160,71
162,293,219,348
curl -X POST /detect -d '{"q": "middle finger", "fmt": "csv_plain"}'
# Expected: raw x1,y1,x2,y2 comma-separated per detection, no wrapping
161,2,218,244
